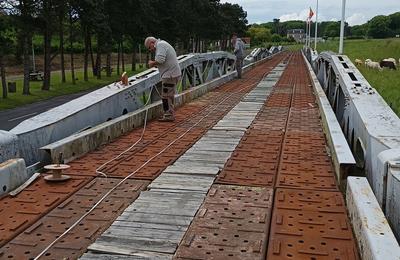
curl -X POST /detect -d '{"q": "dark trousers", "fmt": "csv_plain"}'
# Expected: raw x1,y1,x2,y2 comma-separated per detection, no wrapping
236,58,243,78
161,83,175,116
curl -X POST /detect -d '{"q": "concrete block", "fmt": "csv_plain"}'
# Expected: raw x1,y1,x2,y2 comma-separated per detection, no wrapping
347,176,400,260
386,161,400,240
0,130,19,164
0,158,29,196
373,149,400,208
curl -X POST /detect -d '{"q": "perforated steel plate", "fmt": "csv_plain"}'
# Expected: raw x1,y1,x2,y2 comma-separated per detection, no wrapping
174,185,273,260
0,178,149,260
0,176,90,247
267,188,359,260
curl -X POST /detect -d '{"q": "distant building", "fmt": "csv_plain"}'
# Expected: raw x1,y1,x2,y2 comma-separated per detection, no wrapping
287,29,305,43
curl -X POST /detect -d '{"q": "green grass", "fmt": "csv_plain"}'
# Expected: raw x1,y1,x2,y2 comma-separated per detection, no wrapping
317,38,400,115
285,44,303,51
0,65,145,111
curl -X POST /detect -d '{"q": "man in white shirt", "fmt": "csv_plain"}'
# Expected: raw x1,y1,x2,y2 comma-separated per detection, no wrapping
145,37,182,122
232,33,245,79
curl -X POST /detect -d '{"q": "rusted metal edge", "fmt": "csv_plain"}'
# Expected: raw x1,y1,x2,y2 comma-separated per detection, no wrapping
302,51,356,188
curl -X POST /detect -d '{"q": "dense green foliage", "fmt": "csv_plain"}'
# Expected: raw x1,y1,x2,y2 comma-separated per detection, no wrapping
247,11,400,45
0,0,248,98
0,0,248,55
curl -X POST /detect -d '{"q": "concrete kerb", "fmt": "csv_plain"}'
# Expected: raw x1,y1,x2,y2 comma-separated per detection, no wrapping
301,52,356,189
347,176,400,260
40,53,278,164
0,158,29,197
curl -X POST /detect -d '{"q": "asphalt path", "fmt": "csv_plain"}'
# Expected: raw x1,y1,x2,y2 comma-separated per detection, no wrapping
0,90,92,131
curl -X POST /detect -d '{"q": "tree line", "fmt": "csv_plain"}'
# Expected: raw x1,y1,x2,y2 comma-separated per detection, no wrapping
0,0,247,98
248,12,400,46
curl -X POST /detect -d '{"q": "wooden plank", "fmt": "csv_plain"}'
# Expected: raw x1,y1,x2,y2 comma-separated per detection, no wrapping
205,130,244,136
212,126,247,131
148,182,211,192
148,188,208,194
190,143,237,152
138,191,204,201
195,138,240,144
131,200,202,210
183,150,232,157
148,179,213,192
88,236,177,254
172,159,224,168
150,174,214,185
117,212,193,226
163,164,220,176
104,226,184,242
9,172,40,197
178,155,229,163
131,199,202,209
125,204,199,217
112,221,187,232
80,252,172,260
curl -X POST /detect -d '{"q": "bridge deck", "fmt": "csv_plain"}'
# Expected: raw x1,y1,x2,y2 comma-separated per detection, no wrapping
0,52,359,260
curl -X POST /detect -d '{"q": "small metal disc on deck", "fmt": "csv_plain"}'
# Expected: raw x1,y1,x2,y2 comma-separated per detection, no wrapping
44,164,71,182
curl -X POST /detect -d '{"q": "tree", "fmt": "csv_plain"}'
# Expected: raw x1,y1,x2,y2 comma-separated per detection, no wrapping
0,15,15,98
389,12,400,35
73,0,97,80
68,6,76,84
92,0,111,79
351,24,368,38
218,2,248,50
325,22,340,38
39,0,57,91
247,26,271,46
271,33,282,42
368,15,392,38
16,0,37,95
272,18,280,35
57,0,66,83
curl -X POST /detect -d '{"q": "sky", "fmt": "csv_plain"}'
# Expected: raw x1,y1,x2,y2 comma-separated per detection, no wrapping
222,0,400,26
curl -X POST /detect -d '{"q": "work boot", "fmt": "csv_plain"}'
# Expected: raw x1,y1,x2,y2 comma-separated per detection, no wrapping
158,114,175,122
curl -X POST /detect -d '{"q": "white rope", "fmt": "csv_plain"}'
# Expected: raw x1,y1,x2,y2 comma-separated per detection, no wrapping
95,85,155,178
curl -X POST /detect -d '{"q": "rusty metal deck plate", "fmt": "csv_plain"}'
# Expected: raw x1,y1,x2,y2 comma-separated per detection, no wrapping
288,108,322,132
267,188,359,260
0,176,90,247
216,130,284,187
0,178,148,260
174,185,274,260
251,108,289,131
277,129,338,191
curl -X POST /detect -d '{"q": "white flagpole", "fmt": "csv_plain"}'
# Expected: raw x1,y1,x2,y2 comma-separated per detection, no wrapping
314,0,319,50
308,20,311,48
305,18,308,47
339,0,346,54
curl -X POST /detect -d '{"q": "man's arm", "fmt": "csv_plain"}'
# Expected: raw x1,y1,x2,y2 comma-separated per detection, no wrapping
149,43,167,68
234,41,240,55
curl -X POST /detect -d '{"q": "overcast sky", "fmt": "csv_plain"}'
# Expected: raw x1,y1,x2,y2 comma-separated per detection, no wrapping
223,0,400,26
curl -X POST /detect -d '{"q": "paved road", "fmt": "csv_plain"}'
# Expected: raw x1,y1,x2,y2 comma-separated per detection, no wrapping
0,90,92,131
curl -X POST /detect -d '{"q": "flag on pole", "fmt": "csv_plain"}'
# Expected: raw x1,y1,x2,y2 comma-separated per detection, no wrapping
309,7,314,19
